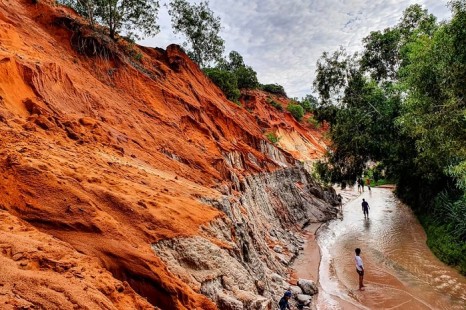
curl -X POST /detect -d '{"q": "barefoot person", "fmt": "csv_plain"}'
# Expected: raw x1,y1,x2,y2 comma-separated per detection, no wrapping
362,199,370,218
355,248,365,290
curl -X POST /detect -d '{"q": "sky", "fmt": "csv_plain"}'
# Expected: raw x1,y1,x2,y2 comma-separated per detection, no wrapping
139,0,452,98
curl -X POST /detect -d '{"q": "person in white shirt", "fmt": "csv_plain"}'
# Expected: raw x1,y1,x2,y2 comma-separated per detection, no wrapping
355,248,365,291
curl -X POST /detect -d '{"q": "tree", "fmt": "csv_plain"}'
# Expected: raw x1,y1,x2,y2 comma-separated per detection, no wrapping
225,51,259,89
169,0,224,67
57,0,160,40
360,28,401,81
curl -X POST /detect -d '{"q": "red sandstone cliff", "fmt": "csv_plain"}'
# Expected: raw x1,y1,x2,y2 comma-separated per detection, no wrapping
0,1,332,309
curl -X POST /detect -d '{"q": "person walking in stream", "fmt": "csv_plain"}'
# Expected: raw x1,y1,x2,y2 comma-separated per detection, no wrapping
362,199,370,218
355,248,365,290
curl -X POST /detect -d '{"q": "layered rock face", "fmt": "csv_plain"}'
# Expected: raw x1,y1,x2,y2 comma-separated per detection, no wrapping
0,1,335,309
153,164,337,308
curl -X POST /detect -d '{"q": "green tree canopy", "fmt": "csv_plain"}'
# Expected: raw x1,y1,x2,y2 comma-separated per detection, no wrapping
58,0,160,40
168,0,224,67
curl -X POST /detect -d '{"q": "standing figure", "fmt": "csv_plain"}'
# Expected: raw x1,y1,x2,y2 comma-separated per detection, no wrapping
362,199,370,218
357,178,361,193
337,193,343,213
355,248,365,290
360,178,365,192
366,177,371,191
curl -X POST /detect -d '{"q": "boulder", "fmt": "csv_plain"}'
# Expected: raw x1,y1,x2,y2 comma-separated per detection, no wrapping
297,278,318,295
296,294,312,305
218,293,243,310
271,273,283,283
288,285,303,296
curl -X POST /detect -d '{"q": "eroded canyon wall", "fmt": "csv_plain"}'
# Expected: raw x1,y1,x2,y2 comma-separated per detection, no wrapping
0,1,335,309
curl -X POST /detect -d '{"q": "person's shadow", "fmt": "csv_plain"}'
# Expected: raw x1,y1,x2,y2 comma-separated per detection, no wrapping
364,217,371,230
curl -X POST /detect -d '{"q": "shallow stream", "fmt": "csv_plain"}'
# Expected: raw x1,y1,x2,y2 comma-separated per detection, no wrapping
315,187,466,309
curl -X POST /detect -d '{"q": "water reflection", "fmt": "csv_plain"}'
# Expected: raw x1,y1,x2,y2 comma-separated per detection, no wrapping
316,188,466,310
363,218,370,231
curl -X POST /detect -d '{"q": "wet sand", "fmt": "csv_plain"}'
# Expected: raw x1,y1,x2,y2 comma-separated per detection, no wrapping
291,222,323,284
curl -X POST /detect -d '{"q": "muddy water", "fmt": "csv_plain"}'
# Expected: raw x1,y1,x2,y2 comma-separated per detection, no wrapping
316,188,466,309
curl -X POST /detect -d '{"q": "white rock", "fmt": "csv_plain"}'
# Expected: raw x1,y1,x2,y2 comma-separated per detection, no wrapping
297,278,318,295
296,294,312,306
288,285,303,296
296,294,312,305
271,273,283,283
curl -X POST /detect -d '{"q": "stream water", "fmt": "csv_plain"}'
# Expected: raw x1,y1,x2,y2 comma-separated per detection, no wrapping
315,187,466,309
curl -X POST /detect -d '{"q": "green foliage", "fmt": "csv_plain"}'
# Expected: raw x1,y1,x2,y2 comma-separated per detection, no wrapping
222,51,259,89
235,66,259,89
312,1,466,272
313,47,355,107
169,0,224,67
204,50,259,102
134,53,143,62
203,67,240,102
360,28,401,81
265,132,280,144
266,97,283,111
287,104,304,121
300,94,318,113
57,0,160,40
307,116,319,128
260,83,287,96
421,213,466,275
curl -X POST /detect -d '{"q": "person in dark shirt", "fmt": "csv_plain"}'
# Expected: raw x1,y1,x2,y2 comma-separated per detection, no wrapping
279,291,292,310
362,199,370,218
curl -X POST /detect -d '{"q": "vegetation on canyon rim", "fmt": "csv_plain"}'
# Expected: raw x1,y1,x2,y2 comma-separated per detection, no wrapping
313,2,466,274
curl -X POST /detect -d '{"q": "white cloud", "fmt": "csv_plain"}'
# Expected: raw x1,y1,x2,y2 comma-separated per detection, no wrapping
140,0,451,98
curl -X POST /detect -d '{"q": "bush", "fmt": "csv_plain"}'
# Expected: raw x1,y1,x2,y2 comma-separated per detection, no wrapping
266,97,283,111
204,68,240,102
265,132,280,144
287,104,304,121
260,83,287,96
299,99,313,113
307,116,320,128
420,214,466,275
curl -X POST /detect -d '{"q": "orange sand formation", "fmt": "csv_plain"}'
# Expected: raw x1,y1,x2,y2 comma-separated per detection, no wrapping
0,1,327,308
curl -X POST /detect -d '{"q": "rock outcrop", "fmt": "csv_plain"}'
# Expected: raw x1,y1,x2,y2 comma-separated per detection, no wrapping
152,164,337,308
0,1,335,309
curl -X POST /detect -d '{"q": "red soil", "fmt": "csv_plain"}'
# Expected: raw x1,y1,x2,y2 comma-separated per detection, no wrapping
0,1,327,308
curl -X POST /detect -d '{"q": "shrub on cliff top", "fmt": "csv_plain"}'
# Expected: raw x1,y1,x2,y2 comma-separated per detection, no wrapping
260,83,287,97
203,67,240,102
287,104,304,121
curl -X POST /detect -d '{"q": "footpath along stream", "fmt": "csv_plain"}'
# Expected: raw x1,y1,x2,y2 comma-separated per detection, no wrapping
310,187,466,309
